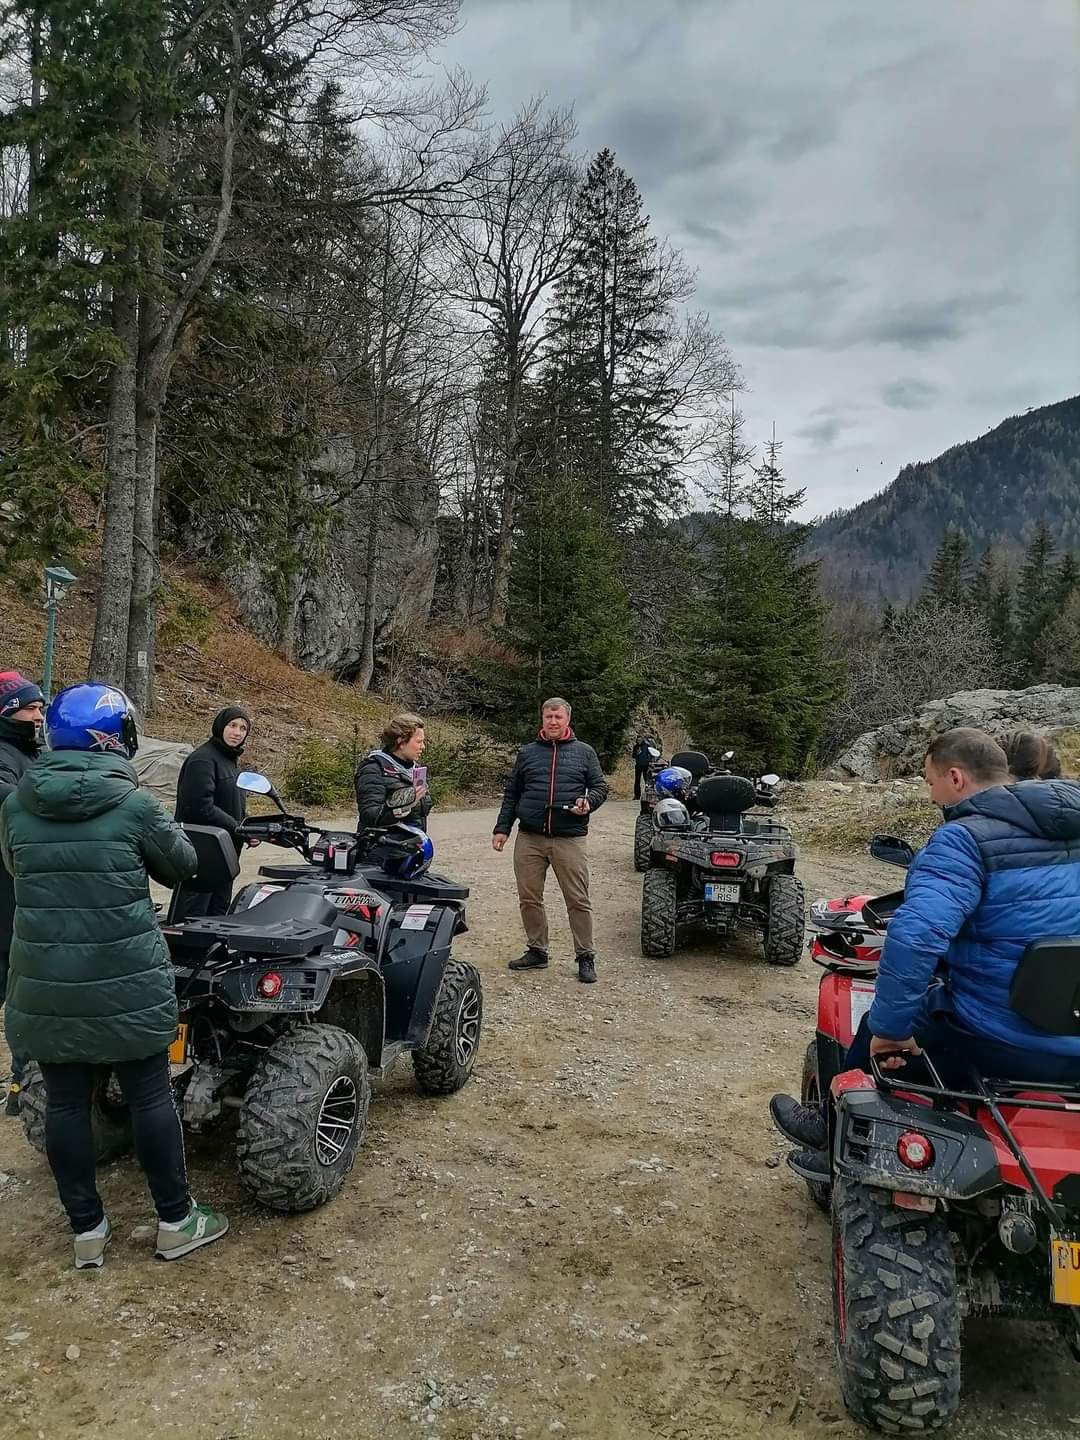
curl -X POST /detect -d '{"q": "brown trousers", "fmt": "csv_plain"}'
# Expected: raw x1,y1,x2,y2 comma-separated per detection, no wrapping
512,830,594,957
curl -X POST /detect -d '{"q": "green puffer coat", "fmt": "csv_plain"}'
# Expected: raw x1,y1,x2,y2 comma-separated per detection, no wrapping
0,749,197,1065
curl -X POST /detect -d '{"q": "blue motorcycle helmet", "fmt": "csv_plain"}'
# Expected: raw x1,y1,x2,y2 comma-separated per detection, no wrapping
45,683,139,758
372,823,434,880
654,765,692,801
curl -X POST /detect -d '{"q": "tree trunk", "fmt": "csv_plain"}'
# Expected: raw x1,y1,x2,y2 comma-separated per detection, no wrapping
89,87,141,685
124,394,158,712
487,364,522,629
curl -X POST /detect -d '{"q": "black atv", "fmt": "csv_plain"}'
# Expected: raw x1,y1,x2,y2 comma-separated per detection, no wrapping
640,770,804,965
19,778,482,1214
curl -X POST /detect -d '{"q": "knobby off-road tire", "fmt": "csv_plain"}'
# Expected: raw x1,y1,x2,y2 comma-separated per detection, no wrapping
20,1061,133,1163
832,1177,961,1432
633,813,653,872
413,959,483,1095
800,1042,832,1213
641,867,678,958
763,873,805,967
236,1024,370,1212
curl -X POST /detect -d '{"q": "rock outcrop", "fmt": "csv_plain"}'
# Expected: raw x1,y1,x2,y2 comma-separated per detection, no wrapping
133,736,192,804
831,685,1080,781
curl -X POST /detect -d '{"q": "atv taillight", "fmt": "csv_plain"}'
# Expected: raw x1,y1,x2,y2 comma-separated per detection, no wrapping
258,971,284,999
897,1131,935,1170
710,851,741,867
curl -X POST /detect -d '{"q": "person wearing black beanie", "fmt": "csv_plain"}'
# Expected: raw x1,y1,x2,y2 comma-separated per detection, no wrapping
173,706,254,919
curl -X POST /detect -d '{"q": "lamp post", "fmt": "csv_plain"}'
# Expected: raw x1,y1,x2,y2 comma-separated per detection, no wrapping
42,565,78,702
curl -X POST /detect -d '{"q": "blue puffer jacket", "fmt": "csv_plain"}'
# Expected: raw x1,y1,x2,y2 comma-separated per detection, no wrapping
868,780,1080,1054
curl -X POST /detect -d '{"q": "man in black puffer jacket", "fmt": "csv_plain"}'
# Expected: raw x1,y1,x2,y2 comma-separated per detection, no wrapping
173,705,253,918
0,671,44,1113
493,696,608,984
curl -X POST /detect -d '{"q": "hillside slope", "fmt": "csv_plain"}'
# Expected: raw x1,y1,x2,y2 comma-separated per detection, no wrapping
805,393,1080,603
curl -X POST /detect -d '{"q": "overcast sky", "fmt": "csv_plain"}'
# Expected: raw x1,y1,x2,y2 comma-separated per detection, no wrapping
439,0,1079,519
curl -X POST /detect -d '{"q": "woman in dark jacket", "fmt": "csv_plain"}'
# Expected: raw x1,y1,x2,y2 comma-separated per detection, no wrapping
355,712,432,832
173,705,252,918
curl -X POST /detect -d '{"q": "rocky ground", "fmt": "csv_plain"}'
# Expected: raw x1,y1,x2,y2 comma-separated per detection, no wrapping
1,801,1079,1440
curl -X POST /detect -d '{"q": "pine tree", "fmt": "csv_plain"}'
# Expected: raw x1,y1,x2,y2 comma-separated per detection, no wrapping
1016,523,1057,679
880,603,898,636
1036,590,1080,687
923,529,973,610
499,474,639,765
537,148,683,526
972,546,999,618
1055,552,1080,605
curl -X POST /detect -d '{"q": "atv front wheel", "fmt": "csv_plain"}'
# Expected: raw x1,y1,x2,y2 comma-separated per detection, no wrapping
236,1024,370,1212
832,1176,961,1431
20,1062,132,1162
763,873,805,966
633,813,653,872
413,959,483,1095
800,1042,831,1213
641,867,677,957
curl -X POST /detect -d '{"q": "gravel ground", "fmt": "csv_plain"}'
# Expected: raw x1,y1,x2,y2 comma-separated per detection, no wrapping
0,800,1078,1439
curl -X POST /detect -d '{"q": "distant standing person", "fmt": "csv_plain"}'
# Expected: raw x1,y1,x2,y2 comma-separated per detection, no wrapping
173,706,254,919
0,671,45,1116
493,697,608,984
355,713,432,831
632,734,659,800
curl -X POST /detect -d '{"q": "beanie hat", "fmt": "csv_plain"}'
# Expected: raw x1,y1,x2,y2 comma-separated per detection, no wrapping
211,705,252,750
0,671,44,719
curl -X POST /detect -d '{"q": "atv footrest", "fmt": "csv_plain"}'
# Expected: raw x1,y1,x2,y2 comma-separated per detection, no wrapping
170,916,336,957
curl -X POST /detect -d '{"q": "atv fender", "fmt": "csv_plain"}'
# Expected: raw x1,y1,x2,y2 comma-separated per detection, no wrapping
833,1081,1002,1199
380,904,461,1050
317,959,386,1073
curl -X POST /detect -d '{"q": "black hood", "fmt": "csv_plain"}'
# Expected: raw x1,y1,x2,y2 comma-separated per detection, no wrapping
210,706,251,755
948,779,1080,842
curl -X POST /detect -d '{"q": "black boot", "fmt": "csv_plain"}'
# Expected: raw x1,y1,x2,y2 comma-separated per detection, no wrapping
769,1094,828,1149
509,947,549,971
576,954,597,984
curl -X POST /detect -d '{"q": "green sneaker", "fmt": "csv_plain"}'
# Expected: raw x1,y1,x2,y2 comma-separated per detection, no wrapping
155,1203,229,1261
74,1218,111,1270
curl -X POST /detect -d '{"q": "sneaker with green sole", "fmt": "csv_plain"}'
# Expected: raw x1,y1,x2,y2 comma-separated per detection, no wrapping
155,1204,229,1261
74,1218,112,1270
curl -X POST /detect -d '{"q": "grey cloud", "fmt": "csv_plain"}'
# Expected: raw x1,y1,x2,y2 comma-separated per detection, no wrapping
882,378,940,410
853,291,1019,351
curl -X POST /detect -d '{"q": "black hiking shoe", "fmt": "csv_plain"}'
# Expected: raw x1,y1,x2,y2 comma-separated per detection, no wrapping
576,954,597,984
770,1093,828,1150
509,947,549,971
786,1148,830,1185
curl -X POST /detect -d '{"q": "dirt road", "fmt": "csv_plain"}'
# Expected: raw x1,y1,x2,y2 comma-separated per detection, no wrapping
1,801,1078,1439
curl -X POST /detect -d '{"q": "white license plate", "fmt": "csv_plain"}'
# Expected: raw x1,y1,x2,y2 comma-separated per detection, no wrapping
705,882,740,904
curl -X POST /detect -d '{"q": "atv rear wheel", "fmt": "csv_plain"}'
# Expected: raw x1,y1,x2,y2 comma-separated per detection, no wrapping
236,1024,369,1212
641,867,677,957
832,1176,961,1432
800,1042,831,1213
763,873,805,966
413,959,483,1095
633,813,653,872
20,1062,132,1162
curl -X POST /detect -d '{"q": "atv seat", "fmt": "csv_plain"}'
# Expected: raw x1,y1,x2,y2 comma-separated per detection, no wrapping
696,774,756,833
166,825,240,924
169,888,339,957
1010,937,1080,1036
671,750,711,781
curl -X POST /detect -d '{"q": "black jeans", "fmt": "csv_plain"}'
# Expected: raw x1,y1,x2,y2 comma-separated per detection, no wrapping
846,1011,1080,1089
634,765,648,800
39,1052,191,1232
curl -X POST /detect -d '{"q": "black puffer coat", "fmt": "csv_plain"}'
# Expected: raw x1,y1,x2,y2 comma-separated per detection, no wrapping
0,714,42,997
355,750,431,831
174,708,249,850
494,730,608,839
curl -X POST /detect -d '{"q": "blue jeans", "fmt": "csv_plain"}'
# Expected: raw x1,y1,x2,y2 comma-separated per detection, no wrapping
846,1011,1080,1088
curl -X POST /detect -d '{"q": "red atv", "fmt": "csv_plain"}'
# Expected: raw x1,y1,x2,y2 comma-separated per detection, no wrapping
799,836,1080,1431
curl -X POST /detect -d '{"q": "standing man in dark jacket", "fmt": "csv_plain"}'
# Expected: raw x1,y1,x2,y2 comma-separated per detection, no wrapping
632,734,659,800
173,705,253,919
493,696,608,984
0,671,45,1114
1,683,227,1267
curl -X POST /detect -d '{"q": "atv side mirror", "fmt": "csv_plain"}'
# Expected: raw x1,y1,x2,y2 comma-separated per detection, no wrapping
723,750,735,761
237,771,272,795
760,773,780,786
870,834,916,869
